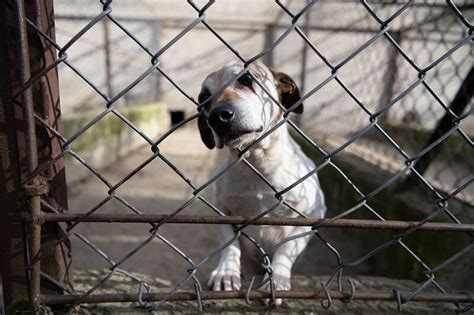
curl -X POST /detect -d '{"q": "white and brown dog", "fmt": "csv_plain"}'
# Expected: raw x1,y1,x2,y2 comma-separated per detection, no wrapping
198,60,326,303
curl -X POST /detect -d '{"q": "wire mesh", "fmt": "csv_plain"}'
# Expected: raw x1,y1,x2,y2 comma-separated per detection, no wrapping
13,0,474,313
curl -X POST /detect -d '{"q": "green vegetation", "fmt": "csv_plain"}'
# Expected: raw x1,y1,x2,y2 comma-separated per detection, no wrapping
63,103,165,158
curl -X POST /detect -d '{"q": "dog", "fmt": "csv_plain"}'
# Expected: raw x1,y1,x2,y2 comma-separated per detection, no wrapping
197,60,326,304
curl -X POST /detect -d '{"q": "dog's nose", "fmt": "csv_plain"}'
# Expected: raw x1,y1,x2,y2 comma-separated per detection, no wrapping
208,106,235,128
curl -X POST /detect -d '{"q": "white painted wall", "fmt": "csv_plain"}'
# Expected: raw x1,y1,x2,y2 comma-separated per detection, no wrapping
54,1,472,134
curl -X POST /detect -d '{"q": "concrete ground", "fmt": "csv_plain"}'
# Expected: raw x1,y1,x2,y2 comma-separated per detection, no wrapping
67,125,372,291
70,271,460,314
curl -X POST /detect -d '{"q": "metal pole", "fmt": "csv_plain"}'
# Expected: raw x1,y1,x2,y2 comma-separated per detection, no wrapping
378,31,401,111
0,1,29,311
103,17,113,97
38,213,474,233
262,24,275,67
14,0,42,311
31,0,72,297
295,0,311,127
40,290,474,305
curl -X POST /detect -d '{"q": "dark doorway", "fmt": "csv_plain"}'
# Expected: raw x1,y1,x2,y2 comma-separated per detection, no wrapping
170,110,185,126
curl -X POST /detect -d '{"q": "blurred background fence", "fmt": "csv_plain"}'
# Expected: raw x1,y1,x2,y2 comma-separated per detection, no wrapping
55,0,473,203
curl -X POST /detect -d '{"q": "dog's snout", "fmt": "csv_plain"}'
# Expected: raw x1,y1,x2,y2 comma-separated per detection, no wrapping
208,106,235,128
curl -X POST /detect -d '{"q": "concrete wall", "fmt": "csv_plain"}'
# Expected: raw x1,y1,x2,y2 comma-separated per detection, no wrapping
64,103,168,184
54,17,161,113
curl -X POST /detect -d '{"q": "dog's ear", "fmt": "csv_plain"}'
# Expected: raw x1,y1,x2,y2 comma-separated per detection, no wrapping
198,113,215,149
270,69,303,114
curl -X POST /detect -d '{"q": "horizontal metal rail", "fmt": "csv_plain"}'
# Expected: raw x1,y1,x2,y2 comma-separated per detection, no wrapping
39,213,474,233
41,290,474,305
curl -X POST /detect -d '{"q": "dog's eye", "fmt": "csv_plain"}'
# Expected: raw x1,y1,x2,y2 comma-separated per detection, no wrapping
238,72,253,87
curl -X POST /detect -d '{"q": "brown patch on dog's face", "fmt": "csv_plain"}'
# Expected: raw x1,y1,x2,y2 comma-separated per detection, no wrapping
214,90,240,108
270,70,303,114
197,61,288,150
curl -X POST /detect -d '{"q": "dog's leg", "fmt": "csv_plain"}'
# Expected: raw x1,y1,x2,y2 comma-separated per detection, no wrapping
207,224,241,291
264,226,312,305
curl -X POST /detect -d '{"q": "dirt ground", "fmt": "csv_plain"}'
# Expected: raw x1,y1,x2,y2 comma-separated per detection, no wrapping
67,126,372,290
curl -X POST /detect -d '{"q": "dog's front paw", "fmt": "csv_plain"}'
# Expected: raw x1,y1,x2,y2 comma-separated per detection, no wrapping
262,272,291,306
207,261,241,291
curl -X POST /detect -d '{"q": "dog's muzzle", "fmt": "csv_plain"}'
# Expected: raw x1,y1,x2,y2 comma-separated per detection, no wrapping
208,104,235,131
207,103,261,146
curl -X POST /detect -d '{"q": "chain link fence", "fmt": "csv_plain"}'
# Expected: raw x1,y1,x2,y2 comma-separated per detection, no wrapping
299,0,473,205
4,0,473,313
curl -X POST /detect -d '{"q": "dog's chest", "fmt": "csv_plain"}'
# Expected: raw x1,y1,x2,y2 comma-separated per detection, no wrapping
216,171,277,217
216,169,291,252
215,161,302,218
213,149,323,255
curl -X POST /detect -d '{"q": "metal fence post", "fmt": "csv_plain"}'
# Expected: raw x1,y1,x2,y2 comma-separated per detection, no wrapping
378,31,401,111
103,17,114,97
262,24,275,68
29,0,72,298
0,0,71,312
0,0,32,310
296,3,311,127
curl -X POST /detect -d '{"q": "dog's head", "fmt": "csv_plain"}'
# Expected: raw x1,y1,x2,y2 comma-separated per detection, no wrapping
197,60,303,150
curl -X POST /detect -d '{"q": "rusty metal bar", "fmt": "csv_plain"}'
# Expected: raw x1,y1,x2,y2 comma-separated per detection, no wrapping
39,213,474,233
40,290,474,305
0,1,29,310
26,198,42,311
16,2,37,170
14,0,42,311
30,0,72,296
